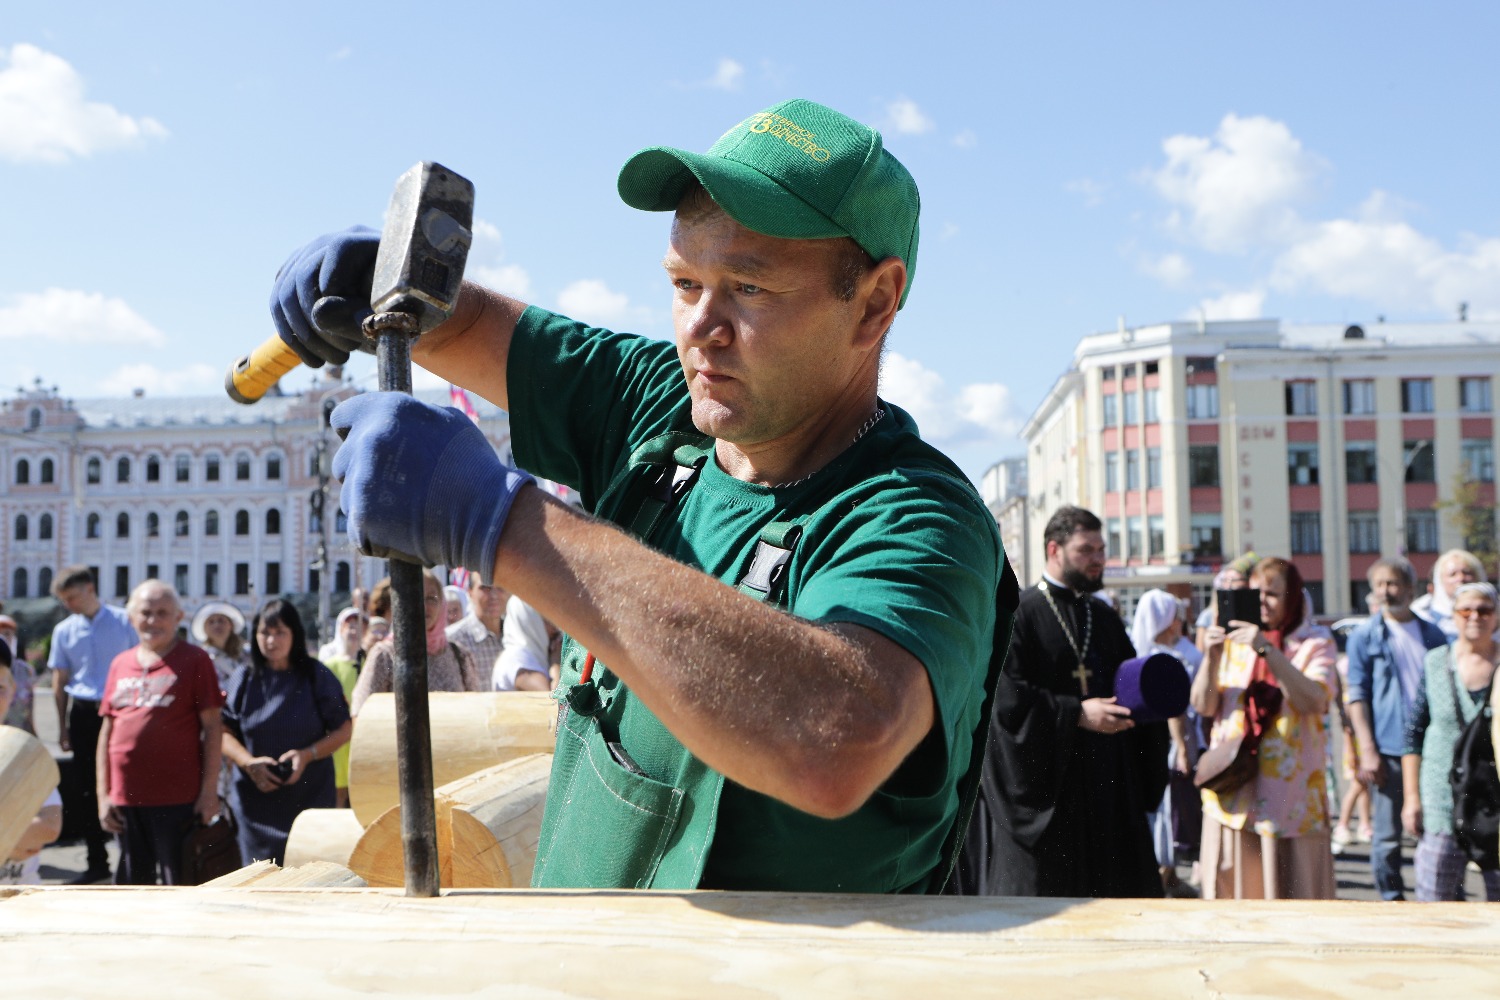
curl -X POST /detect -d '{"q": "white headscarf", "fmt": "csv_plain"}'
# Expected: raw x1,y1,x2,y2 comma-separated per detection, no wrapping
1130,589,1182,657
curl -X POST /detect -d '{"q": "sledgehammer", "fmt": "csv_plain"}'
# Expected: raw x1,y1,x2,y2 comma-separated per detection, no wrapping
230,162,475,897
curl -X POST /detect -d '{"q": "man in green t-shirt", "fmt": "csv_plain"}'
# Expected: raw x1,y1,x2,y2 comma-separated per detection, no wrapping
269,99,1003,892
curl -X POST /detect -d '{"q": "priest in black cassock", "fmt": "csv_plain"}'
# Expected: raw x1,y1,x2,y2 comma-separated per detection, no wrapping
953,505,1168,898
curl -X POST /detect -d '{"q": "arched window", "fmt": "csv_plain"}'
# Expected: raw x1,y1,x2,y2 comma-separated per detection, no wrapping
14,514,27,541
117,457,131,483
15,459,29,486
235,510,250,536
87,457,101,484
37,567,52,596
265,508,281,535
27,408,41,430
40,458,54,484
266,454,282,480
38,513,52,541
175,454,191,483
146,455,161,483
335,561,351,592
86,513,101,539
175,511,190,538
12,567,26,598
205,455,221,482
116,512,130,539
235,453,251,481
146,512,160,537
205,510,220,536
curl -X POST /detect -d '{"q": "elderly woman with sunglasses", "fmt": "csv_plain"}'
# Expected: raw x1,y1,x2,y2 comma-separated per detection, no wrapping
1401,582,1500,901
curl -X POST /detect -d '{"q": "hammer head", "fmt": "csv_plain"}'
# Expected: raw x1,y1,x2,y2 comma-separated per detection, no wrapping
370,162,476,333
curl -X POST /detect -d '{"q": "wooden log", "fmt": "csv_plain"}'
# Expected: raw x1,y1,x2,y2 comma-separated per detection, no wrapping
347,691,556,827
201,859,279,887
252,862,367,888
283,809,364,870
0,726,60,864
347,754,550,889
2,892,1498,998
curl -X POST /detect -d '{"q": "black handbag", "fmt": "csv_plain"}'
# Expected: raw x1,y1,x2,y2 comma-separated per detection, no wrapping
180,812,243,885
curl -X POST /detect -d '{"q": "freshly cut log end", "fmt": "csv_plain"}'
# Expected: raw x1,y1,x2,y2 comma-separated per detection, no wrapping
284,809,365,870
0,727,61,864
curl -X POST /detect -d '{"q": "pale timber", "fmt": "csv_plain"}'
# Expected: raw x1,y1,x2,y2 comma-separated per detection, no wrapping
347,691,555,826
347,753,550,888
284,808,365,869
2,889,1497,998
0,726,60,863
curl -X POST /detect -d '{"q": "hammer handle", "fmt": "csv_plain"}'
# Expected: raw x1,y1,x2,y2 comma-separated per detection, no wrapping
225,336,301,404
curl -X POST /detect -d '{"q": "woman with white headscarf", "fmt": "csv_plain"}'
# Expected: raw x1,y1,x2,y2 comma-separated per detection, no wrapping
1131,589,1199,896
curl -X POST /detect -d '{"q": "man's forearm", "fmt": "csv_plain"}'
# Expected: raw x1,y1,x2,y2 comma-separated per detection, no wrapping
1348,701,1379,760
53,670,68,731
410,283,527,409
199,714,224,800
95,717,112,805
493,488,934,819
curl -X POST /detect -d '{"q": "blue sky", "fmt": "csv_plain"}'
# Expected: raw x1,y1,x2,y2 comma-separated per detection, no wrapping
4,2,1499,480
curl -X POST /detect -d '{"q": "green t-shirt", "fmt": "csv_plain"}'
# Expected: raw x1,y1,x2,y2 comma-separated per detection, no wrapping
509,306,1002,892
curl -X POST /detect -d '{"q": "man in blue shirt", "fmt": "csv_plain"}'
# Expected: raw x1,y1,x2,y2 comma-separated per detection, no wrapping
48,566,137,883
1345,557,1448,901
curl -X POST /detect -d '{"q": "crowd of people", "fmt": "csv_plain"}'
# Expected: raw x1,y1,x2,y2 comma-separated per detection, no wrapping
1,564,558,886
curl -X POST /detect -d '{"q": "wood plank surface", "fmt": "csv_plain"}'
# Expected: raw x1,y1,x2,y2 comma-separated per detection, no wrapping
1,888,1495,998
0,726,60,863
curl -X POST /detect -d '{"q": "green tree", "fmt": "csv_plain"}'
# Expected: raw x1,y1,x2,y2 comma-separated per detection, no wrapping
1435,475,1499,577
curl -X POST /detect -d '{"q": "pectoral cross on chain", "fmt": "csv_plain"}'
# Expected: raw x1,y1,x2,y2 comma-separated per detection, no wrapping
1039,581,1095,698
1071,659,1092,695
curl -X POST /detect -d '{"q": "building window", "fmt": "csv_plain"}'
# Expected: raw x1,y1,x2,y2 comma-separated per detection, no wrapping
206,455,220,482
1346,442,1378,484
266,454,282,480
235,562,251,595
1401,378,1434,414
146,512,160,538
27,408,40,430
1146,447,1162,488
1122,364,1136,379
265,508,281,535
40,458,54,484
1106,518,1122,558
1144,361,1159,376
1305,582,1325,617
175,510,190,538
86,457,101,484
116,512,130,539
235,453,251,481
1189,445,1220,487
265,562,281,595
1126,516,1143,561
114,565,129,599
1186,356,1217,375
1343,379,1376,415
175,454,191,483
1404,440,1435,483
1185,383,1219,419
1351,580,1373,615
1406,510,1439,553
1460,377,1493,413
1143,387,1160,424
1125,450,1141,490
15,459,29,486
204,563,219,596
146,563,158,582
1348,512,1381,554
1122,391,1139,425
1289,443,1320,486
12,568,26,599
335,561,351,592
146,455,161,483
1285,381,1318,416
1101,365,1116,382
1148,515,1165,558
38,513,52,541
1462,439,1496,483
1291,512,1322,554
205,510,219,536
174,564,190,595
13,514,26,542
117,457,131,483
86,513,101,539
1105,452,1119,493
235,510,250,536
308,567,321,593
1190,513,1222,558
37,567,52,596
336,508,348,534
1101,393,1117,426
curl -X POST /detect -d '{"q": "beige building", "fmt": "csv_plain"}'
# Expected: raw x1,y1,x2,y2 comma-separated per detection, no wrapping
1020,318,1499,620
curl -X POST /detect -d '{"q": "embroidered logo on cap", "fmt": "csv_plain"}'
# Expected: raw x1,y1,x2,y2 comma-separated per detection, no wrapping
745,112,831,162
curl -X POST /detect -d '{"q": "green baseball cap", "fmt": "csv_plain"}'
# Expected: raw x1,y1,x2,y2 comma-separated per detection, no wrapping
617,98,920,307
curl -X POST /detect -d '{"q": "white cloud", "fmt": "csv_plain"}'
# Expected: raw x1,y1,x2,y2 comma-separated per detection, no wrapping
557,280,632,327
940,222,960,241
1140,252,1193,287
0,43,167,164
952,129,977,149
1065,178,1107,208
1198,289,1267,320
1150,113,1323,252
411,367,448,391
98,362,217,396
881,352,1019,447
708,58,744,91
466,219,533,298
0,288,166,347
884,98,934,136
329,46,352,61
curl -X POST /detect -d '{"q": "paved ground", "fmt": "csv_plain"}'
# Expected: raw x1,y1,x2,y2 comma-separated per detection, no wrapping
22,668,1489,900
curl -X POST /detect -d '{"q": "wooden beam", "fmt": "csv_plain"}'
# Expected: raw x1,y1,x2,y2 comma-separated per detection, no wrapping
284,809,364,870
0,727,59,864
1,890,1495,997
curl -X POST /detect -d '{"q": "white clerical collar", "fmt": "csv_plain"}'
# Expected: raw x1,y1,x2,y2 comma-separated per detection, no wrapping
1041,571,1086,599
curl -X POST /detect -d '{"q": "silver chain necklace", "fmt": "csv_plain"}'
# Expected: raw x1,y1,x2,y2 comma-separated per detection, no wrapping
1038,579,1094,694
767,406,885,490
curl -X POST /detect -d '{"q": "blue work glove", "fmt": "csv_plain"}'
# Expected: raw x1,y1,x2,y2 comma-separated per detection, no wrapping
269,225,380,367
330,393,533,581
